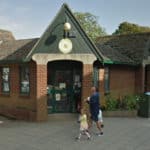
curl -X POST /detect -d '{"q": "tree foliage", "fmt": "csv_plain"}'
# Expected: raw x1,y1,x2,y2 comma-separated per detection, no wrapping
113,22,150,35
74,12,107,42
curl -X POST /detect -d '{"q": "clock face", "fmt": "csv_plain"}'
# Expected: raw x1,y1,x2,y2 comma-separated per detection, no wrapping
58,38,73,54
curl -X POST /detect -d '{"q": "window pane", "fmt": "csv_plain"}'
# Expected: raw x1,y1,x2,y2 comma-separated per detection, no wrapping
93,67,99,87
2,82,9,92
20,66,30,94
2,67,10,93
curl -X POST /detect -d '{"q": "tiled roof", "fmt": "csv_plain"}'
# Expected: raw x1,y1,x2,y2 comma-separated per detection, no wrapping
96,44,135,64
0,29,15,41
96,32,150,65
0,30,150,65
0,38,39,62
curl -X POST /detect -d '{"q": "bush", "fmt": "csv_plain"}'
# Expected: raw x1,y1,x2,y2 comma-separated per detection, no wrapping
105,94,141,111
105,95,118,111
122,95,138,110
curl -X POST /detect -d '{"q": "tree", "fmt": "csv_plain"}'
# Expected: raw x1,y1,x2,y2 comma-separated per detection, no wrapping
74,12,107,42
113,22,150,35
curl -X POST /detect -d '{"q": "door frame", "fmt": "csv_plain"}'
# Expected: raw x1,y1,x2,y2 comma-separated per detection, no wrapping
47,60,83,113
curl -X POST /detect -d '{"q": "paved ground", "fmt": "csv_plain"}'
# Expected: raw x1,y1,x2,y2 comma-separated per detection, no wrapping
0,115,150,150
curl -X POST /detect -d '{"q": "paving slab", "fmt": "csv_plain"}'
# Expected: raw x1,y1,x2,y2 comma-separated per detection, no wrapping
0,116,150,150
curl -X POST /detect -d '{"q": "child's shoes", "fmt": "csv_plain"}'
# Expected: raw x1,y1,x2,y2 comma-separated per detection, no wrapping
75,137,80,141
97,132,103,136
101,124,104,128
87,137,91,140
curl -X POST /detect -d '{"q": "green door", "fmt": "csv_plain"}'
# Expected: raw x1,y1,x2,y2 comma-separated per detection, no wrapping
47,61,82,113
47,70,74,113
54,70,73,113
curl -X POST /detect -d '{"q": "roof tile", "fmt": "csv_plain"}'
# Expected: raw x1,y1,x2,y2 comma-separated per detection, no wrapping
96,32,150,64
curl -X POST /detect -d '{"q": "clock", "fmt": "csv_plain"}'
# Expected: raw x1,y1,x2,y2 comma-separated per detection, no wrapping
58,38,73,54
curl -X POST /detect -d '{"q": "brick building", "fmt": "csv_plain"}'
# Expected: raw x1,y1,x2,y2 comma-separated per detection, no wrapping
0,4,150,121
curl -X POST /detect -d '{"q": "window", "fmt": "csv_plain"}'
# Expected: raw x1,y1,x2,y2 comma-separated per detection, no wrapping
20,66,30,94
104,67,110,93
93,67,99,88
1,67,10,93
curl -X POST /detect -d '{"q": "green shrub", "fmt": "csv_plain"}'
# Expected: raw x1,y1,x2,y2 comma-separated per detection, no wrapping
105,95,118,111
105,94,141,111
122,95,138,110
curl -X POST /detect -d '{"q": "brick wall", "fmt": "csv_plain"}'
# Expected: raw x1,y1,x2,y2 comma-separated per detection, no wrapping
0,61,37,121
146,70,150,91
0,69,1,95
36,64,48,121
135,65,145,94
146,65,150,91
82,64,93,100
109,66,135,97
82,65,136,107
82,64,93,113
0,61,145,121
98,65,136,106
0,62,95,121
99,68,105,105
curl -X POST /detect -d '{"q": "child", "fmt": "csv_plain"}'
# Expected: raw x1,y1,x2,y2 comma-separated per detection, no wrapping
76,109,91,140
98,109,104,128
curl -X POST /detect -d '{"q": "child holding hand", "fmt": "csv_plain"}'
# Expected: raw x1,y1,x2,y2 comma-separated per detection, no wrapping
76,109,91,140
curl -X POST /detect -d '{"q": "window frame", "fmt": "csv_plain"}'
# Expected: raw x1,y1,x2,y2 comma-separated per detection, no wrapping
93,66,99,88
19,65,30,96
104,67,110,94
1,66,10,94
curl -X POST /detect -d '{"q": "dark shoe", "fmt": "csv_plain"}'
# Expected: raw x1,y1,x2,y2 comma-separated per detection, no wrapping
75,137,80,141
97,132,103,136
87,137,91,140
101,124,104,128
